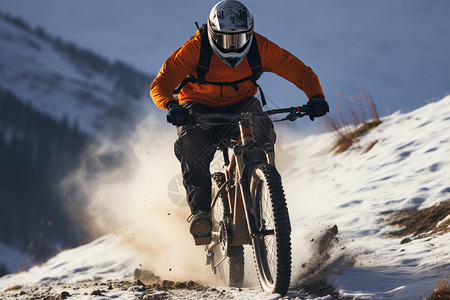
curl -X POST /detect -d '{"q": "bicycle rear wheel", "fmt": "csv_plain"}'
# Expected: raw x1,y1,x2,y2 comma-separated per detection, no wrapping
210,172,244,287
249,163,291,295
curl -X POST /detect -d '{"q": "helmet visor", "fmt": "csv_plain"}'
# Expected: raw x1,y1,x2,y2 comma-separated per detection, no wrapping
213,31,252,51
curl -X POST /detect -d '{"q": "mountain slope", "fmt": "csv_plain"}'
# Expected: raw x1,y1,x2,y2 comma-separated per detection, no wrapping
0,13,154,137
1,96,448,299
0,13,157,273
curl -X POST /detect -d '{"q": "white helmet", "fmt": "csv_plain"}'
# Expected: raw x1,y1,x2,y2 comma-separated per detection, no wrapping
207,0,254,68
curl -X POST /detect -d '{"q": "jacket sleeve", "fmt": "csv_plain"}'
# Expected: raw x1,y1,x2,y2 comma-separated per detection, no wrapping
256,33,324,99
150,35,200,110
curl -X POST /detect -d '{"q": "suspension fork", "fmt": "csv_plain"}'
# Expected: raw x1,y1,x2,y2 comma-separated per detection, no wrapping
264,143,276,166
238,162,261,239
223,121,276,244
233,147,259,240
233,121,277,240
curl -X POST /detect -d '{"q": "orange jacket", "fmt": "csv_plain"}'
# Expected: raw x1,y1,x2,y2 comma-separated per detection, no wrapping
150,30,324,110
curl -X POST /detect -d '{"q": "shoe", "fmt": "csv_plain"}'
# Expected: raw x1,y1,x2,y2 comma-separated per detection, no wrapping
188,211,212,246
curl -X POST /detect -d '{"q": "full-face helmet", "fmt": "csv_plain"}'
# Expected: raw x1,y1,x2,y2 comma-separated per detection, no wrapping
207,0,254,68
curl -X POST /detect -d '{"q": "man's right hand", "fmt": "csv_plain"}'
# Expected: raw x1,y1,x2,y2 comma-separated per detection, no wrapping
166,101,190,126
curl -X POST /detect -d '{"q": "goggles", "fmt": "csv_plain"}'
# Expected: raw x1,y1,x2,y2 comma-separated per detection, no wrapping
212,31,252,51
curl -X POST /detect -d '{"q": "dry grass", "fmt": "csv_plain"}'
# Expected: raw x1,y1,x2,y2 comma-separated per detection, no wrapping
324,87,381,154
427,278,450,300
4,285,22,292
381,200,450,239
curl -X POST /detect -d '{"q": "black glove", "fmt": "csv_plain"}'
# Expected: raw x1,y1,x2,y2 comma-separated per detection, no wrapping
166,101,190,126
306,94,329,121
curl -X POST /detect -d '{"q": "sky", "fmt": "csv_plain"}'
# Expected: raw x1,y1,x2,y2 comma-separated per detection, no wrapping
1,0,450,115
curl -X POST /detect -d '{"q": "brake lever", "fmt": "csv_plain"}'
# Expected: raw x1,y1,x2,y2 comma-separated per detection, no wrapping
281,106,308,122
285,111,300,121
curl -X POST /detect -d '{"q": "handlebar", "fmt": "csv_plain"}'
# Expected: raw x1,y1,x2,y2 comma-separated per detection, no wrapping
190,105,309,126
264,105,308,116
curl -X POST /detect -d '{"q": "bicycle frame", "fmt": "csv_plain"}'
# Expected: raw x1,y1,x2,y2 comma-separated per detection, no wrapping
193,105,310,292
210,118,277,247
206,106,307,247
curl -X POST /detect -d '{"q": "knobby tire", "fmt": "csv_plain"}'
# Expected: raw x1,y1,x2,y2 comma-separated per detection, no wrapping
249,163,292,296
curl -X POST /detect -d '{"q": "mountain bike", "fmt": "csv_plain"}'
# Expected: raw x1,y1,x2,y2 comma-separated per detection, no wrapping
190,105,309,296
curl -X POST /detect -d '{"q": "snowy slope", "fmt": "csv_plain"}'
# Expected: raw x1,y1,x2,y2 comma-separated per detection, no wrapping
0,242,31,275
283,96,450,299
0,16,151,138
0,235,136,286
1,96,448,299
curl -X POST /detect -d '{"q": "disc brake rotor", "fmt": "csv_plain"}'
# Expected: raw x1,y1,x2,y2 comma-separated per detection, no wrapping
218,221,228,255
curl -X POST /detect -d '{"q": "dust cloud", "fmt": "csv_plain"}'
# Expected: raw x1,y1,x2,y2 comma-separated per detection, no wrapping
61,113,214,284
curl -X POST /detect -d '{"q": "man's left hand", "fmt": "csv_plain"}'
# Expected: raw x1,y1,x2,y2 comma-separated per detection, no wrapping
306,94,329,121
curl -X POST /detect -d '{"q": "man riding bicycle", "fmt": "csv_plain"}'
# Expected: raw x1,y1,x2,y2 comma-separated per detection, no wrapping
150,0,329,245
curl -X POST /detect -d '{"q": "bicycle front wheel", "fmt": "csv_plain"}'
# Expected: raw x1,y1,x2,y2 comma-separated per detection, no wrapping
249,163,291,295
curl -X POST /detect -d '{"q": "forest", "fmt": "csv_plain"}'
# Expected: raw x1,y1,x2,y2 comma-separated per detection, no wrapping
0,88,91,268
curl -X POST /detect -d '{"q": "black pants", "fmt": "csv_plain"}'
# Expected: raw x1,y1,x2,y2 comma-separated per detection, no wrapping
174,97,276,213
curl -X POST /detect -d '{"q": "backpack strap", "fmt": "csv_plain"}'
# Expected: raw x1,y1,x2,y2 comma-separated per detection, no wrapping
246,36,266,106
247,36,262,80
196,24,212,83
173,24,210,94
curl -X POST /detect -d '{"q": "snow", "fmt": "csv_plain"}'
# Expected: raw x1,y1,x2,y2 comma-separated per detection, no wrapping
1,96,449,299
0,242,31,275
4,235,136,285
